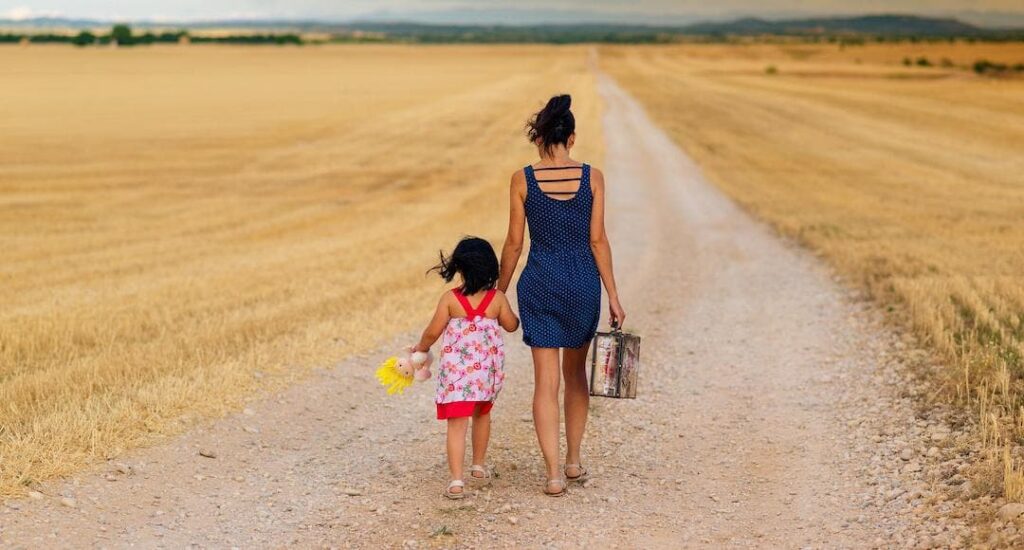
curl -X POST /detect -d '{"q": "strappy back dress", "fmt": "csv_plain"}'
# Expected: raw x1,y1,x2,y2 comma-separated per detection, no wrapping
516,163,601,349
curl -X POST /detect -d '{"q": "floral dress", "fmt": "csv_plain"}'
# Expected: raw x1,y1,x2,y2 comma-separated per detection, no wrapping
435,288,506,420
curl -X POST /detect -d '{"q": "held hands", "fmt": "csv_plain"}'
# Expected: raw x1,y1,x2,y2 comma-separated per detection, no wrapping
609,295,626,328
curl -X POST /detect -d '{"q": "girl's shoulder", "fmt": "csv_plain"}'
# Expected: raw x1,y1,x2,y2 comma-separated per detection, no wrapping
484,288,508,304
486,289,508,318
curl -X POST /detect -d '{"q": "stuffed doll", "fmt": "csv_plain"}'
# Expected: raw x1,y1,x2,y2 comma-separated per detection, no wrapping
375,347,434,395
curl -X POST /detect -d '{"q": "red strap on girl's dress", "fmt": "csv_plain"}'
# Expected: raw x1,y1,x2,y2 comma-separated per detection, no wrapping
473,289,497,317
452,288,497,318
452,288,474,317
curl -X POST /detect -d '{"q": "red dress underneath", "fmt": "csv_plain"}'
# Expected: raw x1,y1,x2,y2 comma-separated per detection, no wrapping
436,401,493,420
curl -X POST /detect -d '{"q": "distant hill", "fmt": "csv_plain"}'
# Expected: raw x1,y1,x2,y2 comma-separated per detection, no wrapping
331,15,1022,42
948,10,1024,30
0,16,319,30
2,14,1022,43
0,16,105,28
681,15,984,36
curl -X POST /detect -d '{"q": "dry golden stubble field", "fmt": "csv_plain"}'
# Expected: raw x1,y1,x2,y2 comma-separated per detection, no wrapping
601,41,1024,498
0,44,603,497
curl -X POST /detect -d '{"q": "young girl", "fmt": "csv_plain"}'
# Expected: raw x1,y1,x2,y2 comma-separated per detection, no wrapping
413,236,519,499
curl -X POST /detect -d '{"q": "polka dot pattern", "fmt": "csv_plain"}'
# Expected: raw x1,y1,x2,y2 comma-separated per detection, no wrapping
516,164,601,349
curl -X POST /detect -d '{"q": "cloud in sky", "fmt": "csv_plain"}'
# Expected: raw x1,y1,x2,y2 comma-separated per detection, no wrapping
2,0,1023,21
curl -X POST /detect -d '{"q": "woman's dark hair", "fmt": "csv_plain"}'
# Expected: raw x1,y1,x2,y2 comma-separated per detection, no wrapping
429,236,499,295
526,94,575,155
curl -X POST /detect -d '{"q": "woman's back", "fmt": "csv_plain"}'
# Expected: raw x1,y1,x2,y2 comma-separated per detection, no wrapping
523,163,593,253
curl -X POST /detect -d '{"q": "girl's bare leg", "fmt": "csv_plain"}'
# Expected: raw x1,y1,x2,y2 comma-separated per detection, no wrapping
532,347,562,485
446,417,469,493
470,406,491,476
562,342,591,477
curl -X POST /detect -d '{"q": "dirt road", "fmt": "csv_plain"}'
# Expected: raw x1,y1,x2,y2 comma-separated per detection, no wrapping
0,74,966,548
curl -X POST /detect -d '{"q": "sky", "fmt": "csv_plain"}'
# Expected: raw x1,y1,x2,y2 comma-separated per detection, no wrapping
2,0,1023,23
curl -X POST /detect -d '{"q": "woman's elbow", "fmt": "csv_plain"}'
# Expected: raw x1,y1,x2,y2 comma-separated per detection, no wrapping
590,235,608,249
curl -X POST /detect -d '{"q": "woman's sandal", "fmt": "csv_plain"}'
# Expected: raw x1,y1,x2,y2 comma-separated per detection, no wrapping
444,479,465,500
544,478,567,497
564,463,590,483
468,465,491,484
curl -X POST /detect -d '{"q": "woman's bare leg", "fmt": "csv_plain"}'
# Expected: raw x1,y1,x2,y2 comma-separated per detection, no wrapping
562,342,591,477
446,417,469,493
531,347,562,485
470,406,491,476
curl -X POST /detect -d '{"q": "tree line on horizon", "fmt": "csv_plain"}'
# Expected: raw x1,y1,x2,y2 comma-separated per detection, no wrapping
0,24,303,46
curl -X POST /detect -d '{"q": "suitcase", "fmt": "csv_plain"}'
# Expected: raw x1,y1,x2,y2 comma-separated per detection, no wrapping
588,323,641,399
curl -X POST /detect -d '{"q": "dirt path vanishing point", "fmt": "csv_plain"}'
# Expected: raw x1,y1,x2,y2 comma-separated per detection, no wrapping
0,71,971,548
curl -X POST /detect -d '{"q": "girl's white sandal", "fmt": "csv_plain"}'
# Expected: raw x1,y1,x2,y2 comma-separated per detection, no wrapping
468,465,491,484
444,479,465,500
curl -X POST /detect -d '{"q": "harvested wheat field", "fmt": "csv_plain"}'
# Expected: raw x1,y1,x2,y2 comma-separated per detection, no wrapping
0,44,602,497
3,39,1024,547
601,42,1024,497
2,55,978,547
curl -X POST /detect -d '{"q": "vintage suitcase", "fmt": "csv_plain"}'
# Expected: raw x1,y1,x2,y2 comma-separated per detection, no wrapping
589,323,641,399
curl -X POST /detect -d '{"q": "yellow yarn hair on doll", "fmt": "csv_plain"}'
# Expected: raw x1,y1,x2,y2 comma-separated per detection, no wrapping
375,357,414,395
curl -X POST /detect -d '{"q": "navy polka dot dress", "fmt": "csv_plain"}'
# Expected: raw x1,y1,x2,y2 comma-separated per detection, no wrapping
516,163,601,349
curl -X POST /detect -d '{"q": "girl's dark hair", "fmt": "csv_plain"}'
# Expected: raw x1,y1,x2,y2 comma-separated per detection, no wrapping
526,94,575,155
429,236,499,295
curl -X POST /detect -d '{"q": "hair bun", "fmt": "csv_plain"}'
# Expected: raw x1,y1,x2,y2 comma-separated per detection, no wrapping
526,94,575,155
547,94,571,116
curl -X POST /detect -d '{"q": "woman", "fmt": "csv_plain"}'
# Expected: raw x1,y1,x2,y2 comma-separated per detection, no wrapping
497,94,625,496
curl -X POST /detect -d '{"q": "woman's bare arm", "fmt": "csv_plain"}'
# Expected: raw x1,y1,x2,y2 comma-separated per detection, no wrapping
413,293,451,352
495,291,520,332
589,168,626,327
497,171,527,293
